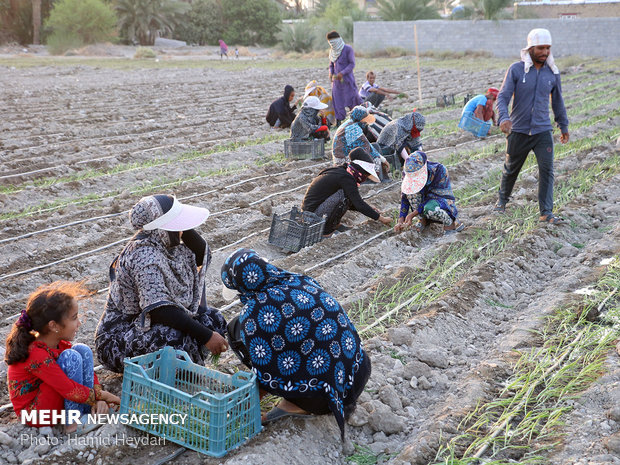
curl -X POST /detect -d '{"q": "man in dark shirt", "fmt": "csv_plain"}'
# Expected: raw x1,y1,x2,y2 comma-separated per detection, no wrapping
495,28,569,224
302,147,392,235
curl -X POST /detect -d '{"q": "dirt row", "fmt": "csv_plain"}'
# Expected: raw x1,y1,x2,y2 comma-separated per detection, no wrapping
0,55,619,465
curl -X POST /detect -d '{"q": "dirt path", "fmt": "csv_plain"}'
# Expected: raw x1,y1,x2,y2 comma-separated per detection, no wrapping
0,53,619,465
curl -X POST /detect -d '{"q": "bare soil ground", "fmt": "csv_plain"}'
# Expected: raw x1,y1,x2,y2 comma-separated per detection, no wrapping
0,47,619,465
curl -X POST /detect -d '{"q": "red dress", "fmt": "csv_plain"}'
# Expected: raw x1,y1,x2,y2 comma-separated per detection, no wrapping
7,340,102,427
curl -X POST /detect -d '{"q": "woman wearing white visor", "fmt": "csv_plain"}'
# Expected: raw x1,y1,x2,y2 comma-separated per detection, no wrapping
301,147,392,236
95,194,228,372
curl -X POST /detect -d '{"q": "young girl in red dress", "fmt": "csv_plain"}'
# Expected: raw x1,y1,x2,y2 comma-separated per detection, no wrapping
5,281,120,433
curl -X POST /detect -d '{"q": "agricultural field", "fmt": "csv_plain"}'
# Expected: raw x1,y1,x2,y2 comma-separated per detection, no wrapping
0,50,619,465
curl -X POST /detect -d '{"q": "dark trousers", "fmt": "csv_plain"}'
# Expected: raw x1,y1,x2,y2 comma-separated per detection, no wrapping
314,190,350,234
498,131,554,215
366,92,385,108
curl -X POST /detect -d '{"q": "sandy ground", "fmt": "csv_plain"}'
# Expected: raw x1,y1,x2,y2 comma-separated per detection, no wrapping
0,46,619,465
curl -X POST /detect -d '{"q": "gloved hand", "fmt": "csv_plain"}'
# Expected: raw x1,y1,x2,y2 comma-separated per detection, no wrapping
315,125,328,133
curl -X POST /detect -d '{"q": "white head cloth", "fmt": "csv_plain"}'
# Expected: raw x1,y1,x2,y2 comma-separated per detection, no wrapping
520,28,559,74
328,37,345,63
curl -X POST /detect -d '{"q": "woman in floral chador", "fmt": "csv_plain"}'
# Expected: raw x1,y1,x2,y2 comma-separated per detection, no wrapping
221,248,370,439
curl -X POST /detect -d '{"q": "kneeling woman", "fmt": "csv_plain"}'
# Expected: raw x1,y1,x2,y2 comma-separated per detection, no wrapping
95,195,228,373
221,248,371,439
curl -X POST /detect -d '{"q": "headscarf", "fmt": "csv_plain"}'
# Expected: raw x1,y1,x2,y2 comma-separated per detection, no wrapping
304,80,335,125
328,37,345,63
377,111,426,151
109,195,210,330
290,106,320,141
283,85,294,102
221,248,367,439
520,28,559,74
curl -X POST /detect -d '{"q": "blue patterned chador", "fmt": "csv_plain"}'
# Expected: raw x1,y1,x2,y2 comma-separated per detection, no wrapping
222,249,370,438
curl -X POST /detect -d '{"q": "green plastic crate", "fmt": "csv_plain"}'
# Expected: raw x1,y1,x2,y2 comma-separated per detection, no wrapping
120,346,261,457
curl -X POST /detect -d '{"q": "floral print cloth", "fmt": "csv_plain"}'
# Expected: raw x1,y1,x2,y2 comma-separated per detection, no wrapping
399,161,458,221
221,248,369,438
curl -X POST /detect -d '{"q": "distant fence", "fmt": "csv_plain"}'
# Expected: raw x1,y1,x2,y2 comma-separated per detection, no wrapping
354,18,620,58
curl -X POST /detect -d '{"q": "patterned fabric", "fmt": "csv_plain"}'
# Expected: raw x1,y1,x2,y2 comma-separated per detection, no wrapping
57,344,95,420
377,112,426,153
290,106,320,141
221,249,368,438
332,120,380,163
7,340,100,427
328,37,345,63
95,226,226,372
399,161,458,221
314,190,349,235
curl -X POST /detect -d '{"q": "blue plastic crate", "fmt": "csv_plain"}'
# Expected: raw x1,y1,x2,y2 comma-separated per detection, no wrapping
458,114,492,138
120,347,261,457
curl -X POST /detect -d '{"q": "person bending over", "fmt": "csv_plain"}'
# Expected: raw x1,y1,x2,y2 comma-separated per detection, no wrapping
302,147,392,236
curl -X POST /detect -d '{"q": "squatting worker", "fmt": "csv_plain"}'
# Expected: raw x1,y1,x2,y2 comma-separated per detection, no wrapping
495,28,569,224
266,85,298,129
95,194,228,372
327,30,362,126
301,147,392,236
461,87,499,124
394,151,464,235
290,96,330,142
221,248,371,439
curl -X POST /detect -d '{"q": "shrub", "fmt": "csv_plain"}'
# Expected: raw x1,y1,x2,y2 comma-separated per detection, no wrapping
45,0,116,51
134,46,156,58
277,21,315,53
376,0,440,21
46,31,84,55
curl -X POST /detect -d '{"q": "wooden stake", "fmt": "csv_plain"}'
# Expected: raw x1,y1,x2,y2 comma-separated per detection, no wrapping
414,24,422,105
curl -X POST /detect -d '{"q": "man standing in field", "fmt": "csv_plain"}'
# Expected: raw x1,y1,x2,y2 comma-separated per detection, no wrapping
495,28,569,224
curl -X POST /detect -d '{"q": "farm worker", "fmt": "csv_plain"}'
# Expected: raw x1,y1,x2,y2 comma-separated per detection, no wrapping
95,194,228,373
218,39,228,59
332,106,391,182
377,110,426,165
266,85,299,129
359,71,401,109
461,87,499,124
301,147,392,236
495,28,569,224
6,282,120,433
289,96,330,142
394,151,464,234
304,80,335,126
221,248,371,439
359,100,393,143
327,30,362,126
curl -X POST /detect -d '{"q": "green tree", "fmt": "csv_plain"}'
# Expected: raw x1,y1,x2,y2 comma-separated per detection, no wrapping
221,0,281,46
116,0,189,45
45,0,117,44
174,0,223,45
277,21,315,53
310,0,367,44
480,0,511,19
376,0,440,21
0,0,54,44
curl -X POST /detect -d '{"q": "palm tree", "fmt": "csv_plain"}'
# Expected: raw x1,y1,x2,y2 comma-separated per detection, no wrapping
32,0,41,44
376,0,440,21
116,0,189,45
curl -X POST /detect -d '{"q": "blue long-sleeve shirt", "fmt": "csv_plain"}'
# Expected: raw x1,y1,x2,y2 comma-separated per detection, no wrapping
497,61,569,136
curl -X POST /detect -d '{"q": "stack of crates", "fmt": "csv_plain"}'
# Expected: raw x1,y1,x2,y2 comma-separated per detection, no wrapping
120,347,261,457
